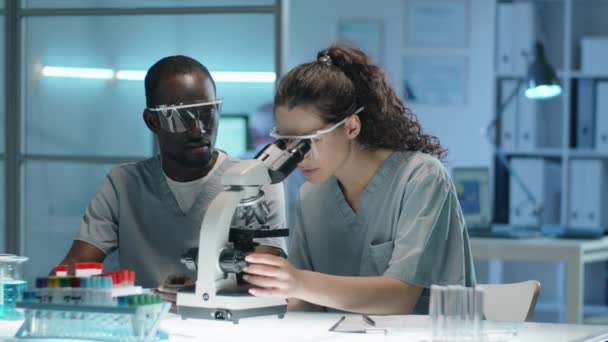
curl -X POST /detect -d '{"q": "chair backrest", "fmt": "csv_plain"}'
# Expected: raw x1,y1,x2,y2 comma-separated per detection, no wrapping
477,280,540,322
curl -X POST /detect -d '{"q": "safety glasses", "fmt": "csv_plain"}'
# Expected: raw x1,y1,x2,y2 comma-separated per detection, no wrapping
147,99,223,134
269,107,364,159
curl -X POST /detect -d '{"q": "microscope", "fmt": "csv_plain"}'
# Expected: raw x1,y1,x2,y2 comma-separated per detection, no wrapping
176,138,310,324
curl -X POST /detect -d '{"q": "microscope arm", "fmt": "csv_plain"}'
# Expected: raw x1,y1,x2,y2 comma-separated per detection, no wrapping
195,159,273,298
195,188,244,298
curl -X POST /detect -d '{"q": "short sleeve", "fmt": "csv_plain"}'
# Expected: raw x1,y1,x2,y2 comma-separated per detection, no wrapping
384,160,473,288
76,173,120,255
287,189,314,270
253,182,288,252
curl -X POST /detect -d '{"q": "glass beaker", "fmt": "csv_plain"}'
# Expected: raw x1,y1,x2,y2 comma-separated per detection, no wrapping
0,254,29,319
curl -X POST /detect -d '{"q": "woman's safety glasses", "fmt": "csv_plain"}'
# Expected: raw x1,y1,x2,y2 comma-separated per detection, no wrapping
147,99,223,134
269,107,364,159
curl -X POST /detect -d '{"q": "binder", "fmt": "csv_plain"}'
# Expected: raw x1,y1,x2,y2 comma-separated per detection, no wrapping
576,79,595,149
496,4,514,74
536,96,563,149
517,87,539,150
500,80,518,150
512,2,535,75
582,37,608,74
569,160,608,232
509,158,542,227
596,82,608,152
542,160,562,225
509,158,561,227
493,155,510,224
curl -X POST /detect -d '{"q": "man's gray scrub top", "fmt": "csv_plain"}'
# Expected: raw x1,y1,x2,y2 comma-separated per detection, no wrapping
289,151,476,314
76,155,286,288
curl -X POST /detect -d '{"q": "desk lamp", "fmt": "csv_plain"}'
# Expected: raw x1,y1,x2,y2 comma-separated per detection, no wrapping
486,41,562,235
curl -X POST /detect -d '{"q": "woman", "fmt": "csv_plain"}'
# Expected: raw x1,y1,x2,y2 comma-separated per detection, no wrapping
243,45,476,315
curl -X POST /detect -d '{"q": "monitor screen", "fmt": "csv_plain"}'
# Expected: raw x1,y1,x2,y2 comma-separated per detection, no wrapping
452,167,491,229
216,114,250,158
459,180,482,215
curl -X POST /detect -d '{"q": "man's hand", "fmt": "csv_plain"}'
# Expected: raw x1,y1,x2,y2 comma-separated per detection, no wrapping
156,272,195,314
164,272,194,286
51,240,105,275
243,253,303,298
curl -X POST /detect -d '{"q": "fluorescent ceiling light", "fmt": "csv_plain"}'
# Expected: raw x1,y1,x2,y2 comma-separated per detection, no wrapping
42,66,114,79
211,71,276,83
115,70,147,81
43,66,275,83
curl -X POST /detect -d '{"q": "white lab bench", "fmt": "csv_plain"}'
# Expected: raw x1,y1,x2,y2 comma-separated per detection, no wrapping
1,312,607,341
471,236,608,324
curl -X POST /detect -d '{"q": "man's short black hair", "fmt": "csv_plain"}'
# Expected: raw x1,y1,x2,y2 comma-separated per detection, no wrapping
144,55,216,108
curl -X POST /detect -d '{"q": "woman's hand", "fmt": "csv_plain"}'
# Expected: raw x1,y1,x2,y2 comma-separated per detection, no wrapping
243,253,303,298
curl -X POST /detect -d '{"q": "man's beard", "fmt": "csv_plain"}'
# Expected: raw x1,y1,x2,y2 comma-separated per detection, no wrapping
180,148,214,169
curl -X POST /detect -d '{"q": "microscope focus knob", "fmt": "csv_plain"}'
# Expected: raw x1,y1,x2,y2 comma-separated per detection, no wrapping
219,249,247,273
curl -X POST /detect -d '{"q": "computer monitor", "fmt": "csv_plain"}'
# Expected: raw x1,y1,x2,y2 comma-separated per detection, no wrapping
216,114,251,158
452,167,492,230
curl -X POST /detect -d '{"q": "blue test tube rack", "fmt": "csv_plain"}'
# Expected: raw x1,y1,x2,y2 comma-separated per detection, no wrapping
14,300,170,341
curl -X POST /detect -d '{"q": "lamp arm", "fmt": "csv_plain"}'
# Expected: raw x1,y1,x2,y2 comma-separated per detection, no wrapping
494,152,542,217
485,79,525,144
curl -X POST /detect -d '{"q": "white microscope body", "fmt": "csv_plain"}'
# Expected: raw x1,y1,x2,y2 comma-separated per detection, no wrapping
176,139,310,323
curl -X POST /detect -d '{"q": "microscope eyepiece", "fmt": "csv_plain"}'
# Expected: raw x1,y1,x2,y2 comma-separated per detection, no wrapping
254,138,311,184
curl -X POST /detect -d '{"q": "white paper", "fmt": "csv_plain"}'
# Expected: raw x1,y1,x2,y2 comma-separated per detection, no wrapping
403,56,467,105
404,0,468,48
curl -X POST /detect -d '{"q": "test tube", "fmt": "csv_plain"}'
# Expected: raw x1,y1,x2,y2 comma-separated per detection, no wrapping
54,264,68,277
74,262,103,277
128,270,135,287
429,285,444,340
47,276,58,304
473,287,485,338
464,286,474,338
457,286,467,337
444,285,455,337
35,278,47,303
430,285,440,328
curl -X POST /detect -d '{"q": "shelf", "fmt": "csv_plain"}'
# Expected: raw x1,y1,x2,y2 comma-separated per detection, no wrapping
570,71,608,79
495,70,565,79
569,149,608,159
499,148,563,158
491,2,608,322
494,69,608,80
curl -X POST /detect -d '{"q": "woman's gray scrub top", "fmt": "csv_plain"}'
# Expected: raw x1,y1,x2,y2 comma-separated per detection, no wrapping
288,151,476,314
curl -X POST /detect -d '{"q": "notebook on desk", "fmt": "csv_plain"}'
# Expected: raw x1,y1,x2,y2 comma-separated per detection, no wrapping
328,315,429,335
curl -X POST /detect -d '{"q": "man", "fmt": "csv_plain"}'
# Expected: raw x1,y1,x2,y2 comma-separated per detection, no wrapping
56,55,286,288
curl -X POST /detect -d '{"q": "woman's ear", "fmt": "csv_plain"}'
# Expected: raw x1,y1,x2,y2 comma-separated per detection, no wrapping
344,115,361,140
143,109,160,134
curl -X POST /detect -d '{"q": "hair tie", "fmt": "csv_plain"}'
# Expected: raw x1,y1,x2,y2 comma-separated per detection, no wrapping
318,55,332,66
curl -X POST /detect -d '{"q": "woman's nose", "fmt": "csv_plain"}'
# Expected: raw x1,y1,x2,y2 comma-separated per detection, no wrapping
300,150,312,162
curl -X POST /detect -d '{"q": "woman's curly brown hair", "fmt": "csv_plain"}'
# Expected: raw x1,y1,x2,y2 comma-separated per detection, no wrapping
275,44,447,160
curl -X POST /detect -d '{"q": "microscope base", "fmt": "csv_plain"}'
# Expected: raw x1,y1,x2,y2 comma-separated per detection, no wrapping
178,304,286,324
